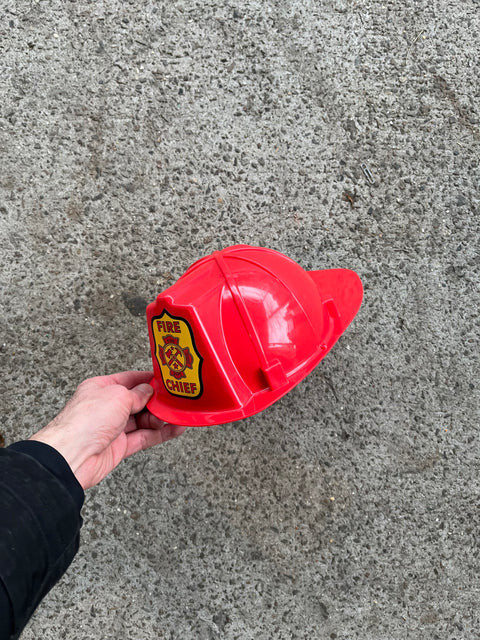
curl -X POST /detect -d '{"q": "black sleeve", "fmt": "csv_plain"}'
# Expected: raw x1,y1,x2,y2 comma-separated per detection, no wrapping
0,441,84,640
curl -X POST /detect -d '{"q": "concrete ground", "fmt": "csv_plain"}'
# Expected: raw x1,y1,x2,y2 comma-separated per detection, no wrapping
1,0,479,638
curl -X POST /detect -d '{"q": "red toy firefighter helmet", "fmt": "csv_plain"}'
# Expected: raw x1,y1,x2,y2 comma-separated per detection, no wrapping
146,245,362,426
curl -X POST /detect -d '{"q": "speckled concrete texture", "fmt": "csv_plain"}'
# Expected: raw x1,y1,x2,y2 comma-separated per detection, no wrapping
1,1,479,638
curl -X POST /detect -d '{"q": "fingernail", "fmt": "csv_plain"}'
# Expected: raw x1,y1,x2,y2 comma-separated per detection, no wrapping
172,425,187,437
137,383,154,397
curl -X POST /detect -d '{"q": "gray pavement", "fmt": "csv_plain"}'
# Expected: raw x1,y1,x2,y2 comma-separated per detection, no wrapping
1,1,479,638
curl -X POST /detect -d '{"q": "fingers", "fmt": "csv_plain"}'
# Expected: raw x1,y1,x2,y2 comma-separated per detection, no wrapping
89,371,154,389
128,383,154,414
160,424,187,440
124,415,138,434
136,410,171,431
124,424,186,458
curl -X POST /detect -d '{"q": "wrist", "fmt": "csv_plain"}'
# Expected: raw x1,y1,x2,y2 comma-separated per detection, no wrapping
29,430,86,475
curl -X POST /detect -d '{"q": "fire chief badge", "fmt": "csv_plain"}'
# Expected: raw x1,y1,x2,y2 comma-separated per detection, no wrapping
151,310,203,398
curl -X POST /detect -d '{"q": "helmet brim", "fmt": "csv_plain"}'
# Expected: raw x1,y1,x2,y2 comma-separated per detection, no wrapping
307,268,363,337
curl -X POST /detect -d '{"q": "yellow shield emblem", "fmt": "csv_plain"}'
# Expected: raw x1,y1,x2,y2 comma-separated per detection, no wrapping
152,310,203,399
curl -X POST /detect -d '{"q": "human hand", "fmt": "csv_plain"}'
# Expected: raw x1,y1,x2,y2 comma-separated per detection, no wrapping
29,371,186,490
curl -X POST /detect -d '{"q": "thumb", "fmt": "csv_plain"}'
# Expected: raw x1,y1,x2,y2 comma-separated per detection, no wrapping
129,382,154,413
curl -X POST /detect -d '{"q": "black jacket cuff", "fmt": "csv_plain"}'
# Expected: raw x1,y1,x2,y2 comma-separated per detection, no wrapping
0,441,84,639
7,441,84,512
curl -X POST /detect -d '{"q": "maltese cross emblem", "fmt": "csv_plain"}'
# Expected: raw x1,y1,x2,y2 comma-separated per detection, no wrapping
159,335,193,380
